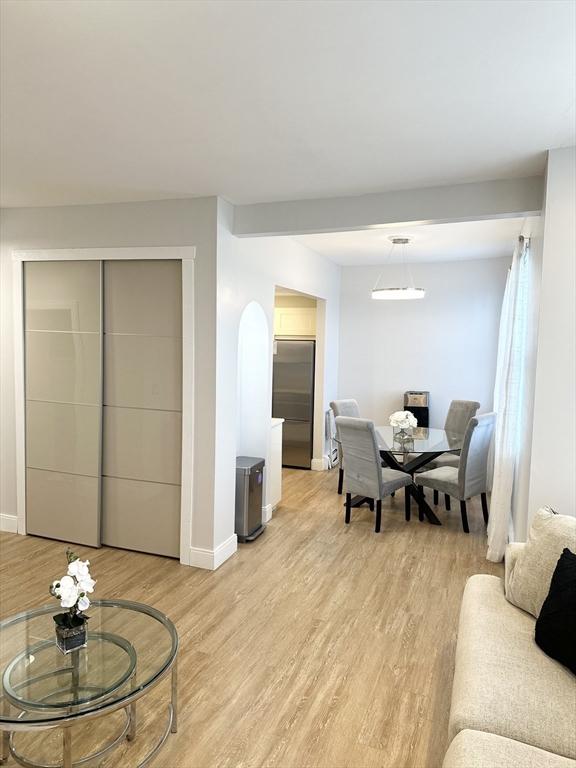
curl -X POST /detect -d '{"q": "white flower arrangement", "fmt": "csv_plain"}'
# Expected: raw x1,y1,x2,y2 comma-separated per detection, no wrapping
389,410,418,429
50,549,96,624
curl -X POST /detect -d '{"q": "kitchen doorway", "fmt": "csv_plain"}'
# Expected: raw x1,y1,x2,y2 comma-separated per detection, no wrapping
272,288,326,471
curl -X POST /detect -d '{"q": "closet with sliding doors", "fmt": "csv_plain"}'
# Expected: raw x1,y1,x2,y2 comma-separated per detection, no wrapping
24,259,182,557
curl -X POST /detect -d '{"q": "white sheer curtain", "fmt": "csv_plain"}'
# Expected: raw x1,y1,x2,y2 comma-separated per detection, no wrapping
487,236,531,562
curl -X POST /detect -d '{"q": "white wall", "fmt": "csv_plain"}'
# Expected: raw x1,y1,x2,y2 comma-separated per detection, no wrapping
338,257,509,426
0,198,223,562
214,200,341,538
528,147,576,518
237,301,271,458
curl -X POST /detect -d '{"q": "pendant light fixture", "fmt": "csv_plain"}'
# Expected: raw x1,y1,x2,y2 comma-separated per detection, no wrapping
371,236,425,300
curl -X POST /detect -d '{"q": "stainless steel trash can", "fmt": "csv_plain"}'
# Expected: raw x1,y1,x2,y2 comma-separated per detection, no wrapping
235,457,265,542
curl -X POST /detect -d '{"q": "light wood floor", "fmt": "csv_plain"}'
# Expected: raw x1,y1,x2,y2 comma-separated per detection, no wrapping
0,469,502,768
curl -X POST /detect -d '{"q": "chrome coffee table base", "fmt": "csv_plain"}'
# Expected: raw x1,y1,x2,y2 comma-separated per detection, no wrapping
2,663,177,768
0,601,179,768
7,708,131,768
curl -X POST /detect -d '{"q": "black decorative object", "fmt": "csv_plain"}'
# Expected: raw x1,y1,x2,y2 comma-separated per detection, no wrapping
404,391,429,428
53,612,88,654
535,548,576,675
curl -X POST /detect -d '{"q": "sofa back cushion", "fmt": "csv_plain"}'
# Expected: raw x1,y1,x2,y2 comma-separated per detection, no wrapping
505,507,576,618
535,548,576,675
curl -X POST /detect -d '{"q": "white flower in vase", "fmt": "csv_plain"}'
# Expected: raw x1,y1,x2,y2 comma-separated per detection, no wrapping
51,549,96,652
67,558,90,580
57,575,79,608
50,548,97,619
77,595,91,612
77,573,96,594
389,410,418,429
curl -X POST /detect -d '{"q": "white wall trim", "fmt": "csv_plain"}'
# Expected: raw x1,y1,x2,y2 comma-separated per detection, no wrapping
189,534,238,570
262,503,273,523
312,298,327,467
311,456,330,471
179,257,195,565
12,245,198,565
12,260,26,535
12,246,196,263
0,514,18,533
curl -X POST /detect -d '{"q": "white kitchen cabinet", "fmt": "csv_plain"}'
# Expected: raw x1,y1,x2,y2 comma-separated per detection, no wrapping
274,306,316,337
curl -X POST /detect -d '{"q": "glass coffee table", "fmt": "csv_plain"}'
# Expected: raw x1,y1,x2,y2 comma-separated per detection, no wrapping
0,600,178,768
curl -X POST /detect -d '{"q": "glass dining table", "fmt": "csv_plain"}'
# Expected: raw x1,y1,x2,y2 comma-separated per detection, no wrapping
350,426,465,525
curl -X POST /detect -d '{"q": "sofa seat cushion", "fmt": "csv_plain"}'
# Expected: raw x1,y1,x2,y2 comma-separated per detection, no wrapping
449,575,576,759
443,730,576,768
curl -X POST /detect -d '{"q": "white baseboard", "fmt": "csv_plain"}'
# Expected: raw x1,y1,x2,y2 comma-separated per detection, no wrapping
311,455,330,471
262,504,273,523
188,534,237,570
0,514,18,533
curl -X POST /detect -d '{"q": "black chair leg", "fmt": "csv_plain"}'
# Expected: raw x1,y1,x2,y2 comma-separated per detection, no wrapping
404,488,411,521
460,500,469,534
418,484,425,499
345,493,351,524
391,492,395,498
337,467,344,495
375,500,382,533
481,492,489,525
433,489,439,506
445,494,451,511
368,499,374,511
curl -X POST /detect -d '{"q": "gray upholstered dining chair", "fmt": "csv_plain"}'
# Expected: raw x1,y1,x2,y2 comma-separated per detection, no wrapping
416,412,496,533
414,399,480,506
330,399,361,495
431,399,481,465
336,416,412,533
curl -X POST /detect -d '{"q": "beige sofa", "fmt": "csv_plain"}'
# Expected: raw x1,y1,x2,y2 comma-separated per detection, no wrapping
443,541,576,768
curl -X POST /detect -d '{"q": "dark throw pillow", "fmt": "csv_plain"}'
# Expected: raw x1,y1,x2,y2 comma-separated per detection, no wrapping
535,548,576,675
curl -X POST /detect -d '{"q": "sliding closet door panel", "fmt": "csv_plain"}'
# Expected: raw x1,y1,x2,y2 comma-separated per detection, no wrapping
26,332,101,404
102,260,182,558
104,260,182,336
102,478,180,558
24,260,102,547
103,408,181,485
26,401,100,476
26,470,100,545
104,336,182,410
25,260,100,332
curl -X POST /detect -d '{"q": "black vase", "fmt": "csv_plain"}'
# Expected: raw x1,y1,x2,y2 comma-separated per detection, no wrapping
53,613,88,654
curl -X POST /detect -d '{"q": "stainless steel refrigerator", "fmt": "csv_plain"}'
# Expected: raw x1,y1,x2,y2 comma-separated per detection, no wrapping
272,340,315,469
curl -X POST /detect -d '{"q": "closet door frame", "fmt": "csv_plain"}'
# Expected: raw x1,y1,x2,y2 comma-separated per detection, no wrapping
12,246,196,565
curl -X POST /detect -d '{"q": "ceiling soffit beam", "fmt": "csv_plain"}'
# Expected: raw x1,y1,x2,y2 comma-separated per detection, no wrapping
232,176,544,237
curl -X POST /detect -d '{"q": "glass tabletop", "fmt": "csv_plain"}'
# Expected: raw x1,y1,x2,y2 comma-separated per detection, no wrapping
375,426,464,456
0,600,178,725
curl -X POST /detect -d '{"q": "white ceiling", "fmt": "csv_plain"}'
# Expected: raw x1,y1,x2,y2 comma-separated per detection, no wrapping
1,1,574,208
293,217,533,265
